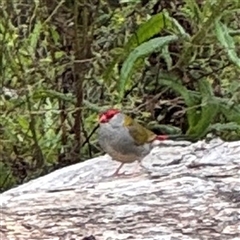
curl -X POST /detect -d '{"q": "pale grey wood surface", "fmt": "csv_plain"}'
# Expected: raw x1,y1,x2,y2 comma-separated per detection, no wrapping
1,138,240,240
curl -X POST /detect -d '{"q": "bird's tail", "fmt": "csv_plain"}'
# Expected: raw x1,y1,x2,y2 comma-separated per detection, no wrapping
151,134,193,147
155,134,195,142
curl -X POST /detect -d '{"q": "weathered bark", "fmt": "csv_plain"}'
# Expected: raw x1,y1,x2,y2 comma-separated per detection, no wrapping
1,138,240,240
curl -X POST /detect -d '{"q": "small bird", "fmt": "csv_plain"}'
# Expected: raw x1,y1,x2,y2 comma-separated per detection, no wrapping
98,109,170,176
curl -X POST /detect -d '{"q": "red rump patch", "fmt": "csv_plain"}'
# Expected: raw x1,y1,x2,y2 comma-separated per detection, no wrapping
155,135,169,141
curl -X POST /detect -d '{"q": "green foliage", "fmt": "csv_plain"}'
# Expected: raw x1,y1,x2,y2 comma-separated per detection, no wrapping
157,76,199,128
119,35,178,100
104,12,188,83
104,0,240,141
215,20,240,68
186,79,219,139
124,12,188,51
0,162,15,192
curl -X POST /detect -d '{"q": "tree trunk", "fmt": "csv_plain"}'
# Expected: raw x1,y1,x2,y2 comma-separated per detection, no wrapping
1,139,240,240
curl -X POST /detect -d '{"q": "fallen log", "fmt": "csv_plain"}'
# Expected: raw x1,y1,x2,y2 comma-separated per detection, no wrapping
1,138,240,240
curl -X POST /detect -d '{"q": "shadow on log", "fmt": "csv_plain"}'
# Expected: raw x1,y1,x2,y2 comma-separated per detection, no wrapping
1,139,240,240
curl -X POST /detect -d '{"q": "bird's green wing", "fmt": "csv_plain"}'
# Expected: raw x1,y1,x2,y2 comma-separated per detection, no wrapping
124,115,156,146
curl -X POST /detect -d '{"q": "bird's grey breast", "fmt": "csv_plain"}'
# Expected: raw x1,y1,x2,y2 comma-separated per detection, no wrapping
98,120,151,162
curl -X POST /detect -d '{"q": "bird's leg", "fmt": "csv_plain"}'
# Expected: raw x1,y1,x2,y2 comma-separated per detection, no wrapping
112,162,137,177
112,162,125,176
111,161,144,177
124,161,144,177
139,160,148,170
135,160,142,171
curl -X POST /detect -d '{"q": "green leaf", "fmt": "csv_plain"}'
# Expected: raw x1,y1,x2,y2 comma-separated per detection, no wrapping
50,26,60,44
118,35,178,100
18,116,29,130
148,122,182,135
215,20,240,68
0,162,15,191
187,79,219,138
209,122,240,132
184,0,202,22
102,57,119,85
54,51,65,59
187,90,240,125
125,12,188,52
219,102,240,124
209,122,240,141
162,10,189,37
29,21,42,52
162,45,173,69
103,12,187,83
157,75,199,127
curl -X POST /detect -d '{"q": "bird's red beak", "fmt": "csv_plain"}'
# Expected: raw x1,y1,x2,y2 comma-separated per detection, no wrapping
99,114,108,123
